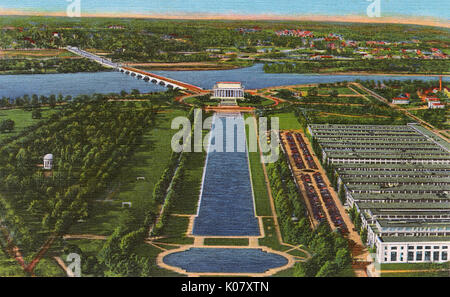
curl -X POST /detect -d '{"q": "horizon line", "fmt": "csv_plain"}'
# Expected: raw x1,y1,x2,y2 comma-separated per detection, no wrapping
0,9,449,29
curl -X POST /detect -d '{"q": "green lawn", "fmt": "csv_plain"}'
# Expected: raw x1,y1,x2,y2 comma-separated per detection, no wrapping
156,215,194,245
337,87,358,95
184,97,218,106
269,112,301,130
0,107,57,142
133,243,184,276
258,217,290,252
244,114,272,217
68,109,187,236
381,270,449,277
272,267,295,277
380,262,450,277
204,238,249,246
170,151,206,215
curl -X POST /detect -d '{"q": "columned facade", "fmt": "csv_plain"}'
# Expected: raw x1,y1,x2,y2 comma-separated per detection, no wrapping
214,88,245,98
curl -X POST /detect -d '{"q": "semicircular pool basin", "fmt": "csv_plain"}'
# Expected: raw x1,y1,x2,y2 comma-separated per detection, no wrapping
163,248,289,274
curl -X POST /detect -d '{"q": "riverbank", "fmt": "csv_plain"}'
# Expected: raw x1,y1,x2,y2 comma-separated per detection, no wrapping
127,62,242,71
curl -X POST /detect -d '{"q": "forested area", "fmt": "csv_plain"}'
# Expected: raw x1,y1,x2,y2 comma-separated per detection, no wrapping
0,95,156,257
0,16,448,67
263,59,450,74
0,58,108,74
95,107,199,276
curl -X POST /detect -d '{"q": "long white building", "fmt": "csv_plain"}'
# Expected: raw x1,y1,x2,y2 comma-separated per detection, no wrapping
308,124,450,265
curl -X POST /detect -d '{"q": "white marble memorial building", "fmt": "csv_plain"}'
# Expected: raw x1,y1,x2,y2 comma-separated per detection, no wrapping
212,82,245,105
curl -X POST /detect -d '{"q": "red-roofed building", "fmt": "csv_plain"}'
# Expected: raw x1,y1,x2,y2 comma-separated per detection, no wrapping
428,101,445,109
392,93,410,104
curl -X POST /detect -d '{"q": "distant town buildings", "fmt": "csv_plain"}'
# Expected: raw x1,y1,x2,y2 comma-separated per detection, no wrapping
275,29,314,38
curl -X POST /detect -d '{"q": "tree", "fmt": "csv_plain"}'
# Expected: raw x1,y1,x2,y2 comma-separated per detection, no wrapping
335,248,352,269
32,109,42,119
0,119,15,133
316,260,339,277
49,95,57,108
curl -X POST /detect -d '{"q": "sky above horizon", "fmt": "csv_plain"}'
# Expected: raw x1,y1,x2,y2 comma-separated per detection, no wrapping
0,0,449,20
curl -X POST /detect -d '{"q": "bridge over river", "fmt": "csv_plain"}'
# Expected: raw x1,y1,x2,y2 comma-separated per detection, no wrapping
66,46,204,93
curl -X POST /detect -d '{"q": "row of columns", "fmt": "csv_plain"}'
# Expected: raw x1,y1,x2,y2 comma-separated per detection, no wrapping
214,89,244,98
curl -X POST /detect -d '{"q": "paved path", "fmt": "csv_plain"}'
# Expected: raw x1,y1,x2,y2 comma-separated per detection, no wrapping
54,256,75,277
63,234,107,240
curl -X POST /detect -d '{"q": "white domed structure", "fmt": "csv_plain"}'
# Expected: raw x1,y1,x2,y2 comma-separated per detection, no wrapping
43,154,53,170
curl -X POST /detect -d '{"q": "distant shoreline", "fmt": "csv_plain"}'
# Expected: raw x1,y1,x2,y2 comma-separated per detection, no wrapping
0,10,448,29
319,72,450,77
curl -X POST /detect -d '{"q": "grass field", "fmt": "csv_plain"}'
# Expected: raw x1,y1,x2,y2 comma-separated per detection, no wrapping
170,151,206,215
269,112,301,130
0,49,75,58
244,114,272,217
68,109,187,236
204,238,249,246
155,215,194,245
258,218,290,252
380,262,450,277
0,107,57,142
133,243,184,276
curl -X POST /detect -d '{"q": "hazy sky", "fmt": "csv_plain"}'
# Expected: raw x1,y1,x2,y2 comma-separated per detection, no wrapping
0,0,449,20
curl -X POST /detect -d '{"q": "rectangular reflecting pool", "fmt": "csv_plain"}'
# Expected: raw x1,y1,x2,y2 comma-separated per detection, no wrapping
192,114,260,236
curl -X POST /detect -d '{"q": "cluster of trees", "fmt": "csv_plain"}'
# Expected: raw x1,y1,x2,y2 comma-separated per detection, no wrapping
0,119,14,133
267,151,352,277
348,205,367,244
97,225,153,276
263,59,450,74
301,94,365,105
274,89,296,101
1,16,448,67
152,107,198,235
96,108,199,276
153,155,186,236
152,152,180,204
411,108,448,130
0,58,107,74
0,95,156,255
242,93,264,104
0,93,69,109
299,101,409,125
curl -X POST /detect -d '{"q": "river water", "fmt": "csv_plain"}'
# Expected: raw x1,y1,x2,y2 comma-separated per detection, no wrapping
0,64,447,99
